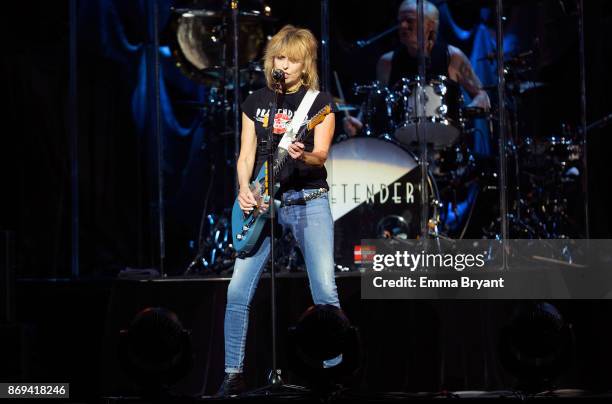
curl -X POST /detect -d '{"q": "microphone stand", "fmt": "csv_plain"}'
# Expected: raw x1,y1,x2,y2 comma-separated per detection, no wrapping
247,78,310,397
266,79,282,386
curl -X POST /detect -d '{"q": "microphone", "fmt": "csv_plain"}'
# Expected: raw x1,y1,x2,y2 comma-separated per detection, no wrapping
272,69,285,83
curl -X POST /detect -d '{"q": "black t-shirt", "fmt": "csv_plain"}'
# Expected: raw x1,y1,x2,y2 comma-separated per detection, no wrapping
241,86,335,194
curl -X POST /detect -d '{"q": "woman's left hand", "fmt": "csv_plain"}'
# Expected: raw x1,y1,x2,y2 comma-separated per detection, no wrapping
288,141,305,160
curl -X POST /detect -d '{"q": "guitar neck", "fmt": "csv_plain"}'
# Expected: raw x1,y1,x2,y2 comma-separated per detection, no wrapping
272,127,307,177
270,104,331,179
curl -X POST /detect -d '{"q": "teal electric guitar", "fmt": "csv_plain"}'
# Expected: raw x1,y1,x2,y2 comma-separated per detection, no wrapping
231,104,332,255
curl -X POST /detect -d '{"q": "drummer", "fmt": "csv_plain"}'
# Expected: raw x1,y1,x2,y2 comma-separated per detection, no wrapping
344,0,491,136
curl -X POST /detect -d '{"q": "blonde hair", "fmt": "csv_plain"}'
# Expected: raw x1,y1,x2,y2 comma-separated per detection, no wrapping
263,25,319,91
399,0,440,36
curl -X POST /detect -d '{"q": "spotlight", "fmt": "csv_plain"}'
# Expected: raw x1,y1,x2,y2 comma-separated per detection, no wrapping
287,305,362,392
498,302,574,391
118,307,193,395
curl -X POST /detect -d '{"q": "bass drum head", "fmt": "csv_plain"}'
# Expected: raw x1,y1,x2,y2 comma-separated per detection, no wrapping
325,137,438,268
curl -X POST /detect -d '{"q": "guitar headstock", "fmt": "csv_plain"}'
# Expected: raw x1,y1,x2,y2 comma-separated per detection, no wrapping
306,104,332,131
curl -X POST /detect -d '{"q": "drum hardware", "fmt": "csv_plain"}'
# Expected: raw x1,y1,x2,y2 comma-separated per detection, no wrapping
377,205,443,240
193,62,266,92
476,97,585,240
583,111,612,132
275,231,305,273
377,215,411,240
483,80,548,97
470,59,541,239
354,24,399,49
185,212,235,275
333,71,351,118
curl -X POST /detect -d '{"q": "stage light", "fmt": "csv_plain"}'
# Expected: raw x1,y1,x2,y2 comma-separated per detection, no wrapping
287,305,362,392
498,302,574,391
118,307,193,395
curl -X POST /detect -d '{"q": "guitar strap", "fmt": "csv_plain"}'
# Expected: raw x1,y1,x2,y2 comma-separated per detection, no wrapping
277,88,320,152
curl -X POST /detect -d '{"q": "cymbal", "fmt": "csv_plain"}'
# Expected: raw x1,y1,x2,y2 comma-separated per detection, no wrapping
477,50,534,64
172,8,276,23
169,7,269,85
483,81,548,95
336,104,359,112
517,81,547,94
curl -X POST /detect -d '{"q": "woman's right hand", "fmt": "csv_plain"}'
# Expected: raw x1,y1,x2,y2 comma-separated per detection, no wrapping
238,187,258,213
342,116,363,137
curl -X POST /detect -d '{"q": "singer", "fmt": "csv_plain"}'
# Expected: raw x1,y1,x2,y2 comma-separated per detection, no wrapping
216,25,340,396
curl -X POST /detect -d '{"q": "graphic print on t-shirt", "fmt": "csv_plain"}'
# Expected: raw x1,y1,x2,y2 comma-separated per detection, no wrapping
254,108,294,135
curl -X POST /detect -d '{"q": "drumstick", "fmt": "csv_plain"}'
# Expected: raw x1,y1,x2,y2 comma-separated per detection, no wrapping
333,70,350,119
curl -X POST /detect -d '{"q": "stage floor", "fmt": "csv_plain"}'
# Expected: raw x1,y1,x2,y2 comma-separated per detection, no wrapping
10,276,612,402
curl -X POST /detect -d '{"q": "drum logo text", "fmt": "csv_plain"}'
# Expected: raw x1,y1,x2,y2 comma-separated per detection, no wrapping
330,182,417,205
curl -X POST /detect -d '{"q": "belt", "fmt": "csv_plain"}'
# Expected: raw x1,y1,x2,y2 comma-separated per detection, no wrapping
280,188,328,207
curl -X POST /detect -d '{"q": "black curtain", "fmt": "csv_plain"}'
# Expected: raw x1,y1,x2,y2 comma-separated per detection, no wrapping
1,2,154,278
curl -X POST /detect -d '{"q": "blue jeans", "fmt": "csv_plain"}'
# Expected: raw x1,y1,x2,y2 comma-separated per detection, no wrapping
224,189,340,373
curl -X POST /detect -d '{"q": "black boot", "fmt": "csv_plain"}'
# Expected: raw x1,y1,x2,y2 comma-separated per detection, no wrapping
215,372,247,397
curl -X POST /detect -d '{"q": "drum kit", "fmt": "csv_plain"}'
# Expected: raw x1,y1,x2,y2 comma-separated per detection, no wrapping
328,74,475,267
327,58,586,267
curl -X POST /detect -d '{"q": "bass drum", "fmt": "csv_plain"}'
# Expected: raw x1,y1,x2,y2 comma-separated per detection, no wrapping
325,137,440,268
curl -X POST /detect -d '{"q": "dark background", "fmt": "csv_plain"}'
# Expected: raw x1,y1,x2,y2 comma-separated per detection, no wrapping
1,0,611,279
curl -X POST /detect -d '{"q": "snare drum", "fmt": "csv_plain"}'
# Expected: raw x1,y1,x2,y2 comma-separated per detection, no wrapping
325,137,440,267
392,76,464,149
